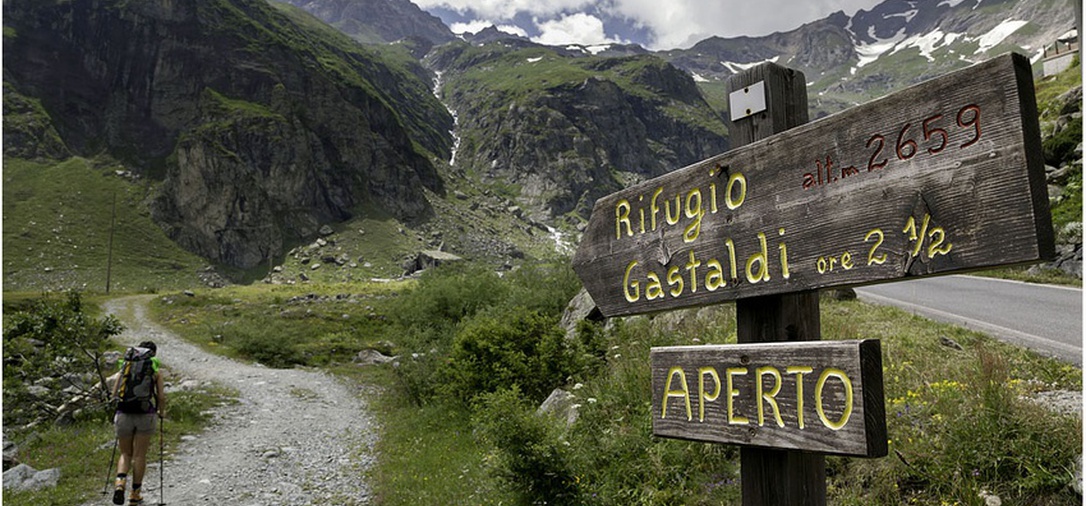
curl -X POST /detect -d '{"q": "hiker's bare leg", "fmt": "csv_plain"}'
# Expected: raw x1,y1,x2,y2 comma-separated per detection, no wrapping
131,433,152,485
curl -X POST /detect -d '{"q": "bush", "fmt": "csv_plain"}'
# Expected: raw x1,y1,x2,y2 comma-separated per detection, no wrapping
443,306,580,403
473,387,582,506
1042,116,1082,167
390,263,508,338
502,261,583,316
3,292,123,427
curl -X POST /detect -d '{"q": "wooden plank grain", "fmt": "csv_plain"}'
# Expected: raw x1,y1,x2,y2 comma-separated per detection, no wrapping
572,53,1052,318
650,340,887,457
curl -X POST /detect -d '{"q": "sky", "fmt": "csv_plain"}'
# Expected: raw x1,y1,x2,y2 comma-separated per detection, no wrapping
413,0,888,50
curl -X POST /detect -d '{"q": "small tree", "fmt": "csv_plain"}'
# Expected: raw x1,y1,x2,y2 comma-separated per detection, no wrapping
3,291,124,427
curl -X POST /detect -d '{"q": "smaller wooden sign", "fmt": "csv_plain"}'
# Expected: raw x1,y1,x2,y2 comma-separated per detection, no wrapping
651,340,886,457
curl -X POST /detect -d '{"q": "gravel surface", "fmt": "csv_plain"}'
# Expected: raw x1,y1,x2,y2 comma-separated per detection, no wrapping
85,295,377,506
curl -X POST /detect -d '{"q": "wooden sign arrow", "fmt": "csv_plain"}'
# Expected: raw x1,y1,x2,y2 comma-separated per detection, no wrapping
572,53,1054,318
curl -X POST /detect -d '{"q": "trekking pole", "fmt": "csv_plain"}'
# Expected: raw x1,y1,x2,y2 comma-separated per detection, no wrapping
102,436,118,496
158,414,165,505
102,401,118,496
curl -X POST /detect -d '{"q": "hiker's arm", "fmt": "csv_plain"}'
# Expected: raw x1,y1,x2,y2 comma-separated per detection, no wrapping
107,371,120,400
110,369,121,401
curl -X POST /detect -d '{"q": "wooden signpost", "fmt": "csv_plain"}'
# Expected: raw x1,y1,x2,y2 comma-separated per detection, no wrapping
571,52,1054,505
573,53,1053,318
651,340,885,457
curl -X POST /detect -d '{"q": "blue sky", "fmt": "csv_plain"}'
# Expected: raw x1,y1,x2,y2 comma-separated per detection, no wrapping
414,0,887,49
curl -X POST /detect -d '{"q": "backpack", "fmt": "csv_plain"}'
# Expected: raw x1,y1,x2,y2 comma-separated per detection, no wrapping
116,347,156,414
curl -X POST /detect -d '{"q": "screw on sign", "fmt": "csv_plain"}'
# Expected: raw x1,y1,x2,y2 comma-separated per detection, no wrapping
571,52,1053,506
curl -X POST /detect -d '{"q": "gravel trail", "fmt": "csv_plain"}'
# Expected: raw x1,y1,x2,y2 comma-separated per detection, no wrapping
85,295,377,506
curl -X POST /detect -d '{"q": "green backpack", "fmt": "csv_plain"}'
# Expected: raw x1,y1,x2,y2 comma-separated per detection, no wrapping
116,347,156,414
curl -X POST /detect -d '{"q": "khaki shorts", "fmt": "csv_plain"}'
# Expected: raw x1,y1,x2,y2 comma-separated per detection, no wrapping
115,412,156,437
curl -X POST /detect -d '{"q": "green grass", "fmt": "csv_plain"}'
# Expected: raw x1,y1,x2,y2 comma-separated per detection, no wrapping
338,364,514,506
147,279,409,366
2,157,208,293
2,383,237,506
135,266,1081,505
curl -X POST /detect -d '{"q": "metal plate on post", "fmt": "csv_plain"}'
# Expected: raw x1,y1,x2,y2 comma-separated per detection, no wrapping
729,80,767,121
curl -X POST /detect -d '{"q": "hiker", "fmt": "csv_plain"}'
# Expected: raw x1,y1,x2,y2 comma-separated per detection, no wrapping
111,341,166,505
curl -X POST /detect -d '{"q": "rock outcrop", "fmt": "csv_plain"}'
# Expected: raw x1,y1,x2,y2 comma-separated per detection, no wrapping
3,0,453,269
281,0,456,45
430,43,729,222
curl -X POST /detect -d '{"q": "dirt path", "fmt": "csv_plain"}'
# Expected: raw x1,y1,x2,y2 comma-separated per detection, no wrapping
85,295,377,506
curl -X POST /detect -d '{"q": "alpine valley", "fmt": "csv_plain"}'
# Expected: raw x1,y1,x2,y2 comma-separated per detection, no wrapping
2,0,1078,291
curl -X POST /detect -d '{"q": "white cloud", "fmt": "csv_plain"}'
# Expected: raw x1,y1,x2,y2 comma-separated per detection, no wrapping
417,0,885,50
532,13,622,46
450,20,494,35
449,20,530,37
605,0,884,49
414,0,594,20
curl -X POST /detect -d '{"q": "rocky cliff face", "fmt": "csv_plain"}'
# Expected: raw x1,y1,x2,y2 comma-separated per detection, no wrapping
3,0,453,269
430,43,729,222
660,0,1076,116
279,0,455,45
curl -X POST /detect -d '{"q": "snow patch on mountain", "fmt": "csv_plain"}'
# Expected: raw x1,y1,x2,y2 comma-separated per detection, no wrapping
855,27,908,68
974,19,1028,54
892,29,967,61
720,55,780,74
884,9,919,23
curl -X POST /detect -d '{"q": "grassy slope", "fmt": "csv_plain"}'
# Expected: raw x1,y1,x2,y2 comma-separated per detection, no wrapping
143,276,1081,505
2,157,208,293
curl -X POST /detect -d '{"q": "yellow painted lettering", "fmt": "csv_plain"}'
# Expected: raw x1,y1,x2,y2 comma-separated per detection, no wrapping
746,232,770,284
726,367,749,425
777,228,790,279
756,366,785,427
615,199,632,239
667,265,684,297
705,259,726,291
646,271,664,300
725,239,738,280
725,172,747,210
662,367,692,421
685,250,701,294
698,367,721,422
650,187,663,231
841,251,854,270
683,189,703,243
816,368,853,430
786,366,813,429
665,195,681,225
709,183,719,213
623,260,640,302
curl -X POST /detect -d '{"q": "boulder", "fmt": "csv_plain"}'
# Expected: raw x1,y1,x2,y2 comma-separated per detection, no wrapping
3,438,18,471
403,250,463,275
354,349,396,366
537,388,579,428
559,289,603,340
3,463,60,492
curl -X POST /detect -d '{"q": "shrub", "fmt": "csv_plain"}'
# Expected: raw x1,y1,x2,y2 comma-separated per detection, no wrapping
1042,116,1082,167
472,387,582,506
3,291,123,427
390,263,508,340
502,261,582,315
444,306,579,403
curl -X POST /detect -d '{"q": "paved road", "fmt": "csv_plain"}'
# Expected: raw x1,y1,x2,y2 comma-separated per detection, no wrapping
856,275,1083,365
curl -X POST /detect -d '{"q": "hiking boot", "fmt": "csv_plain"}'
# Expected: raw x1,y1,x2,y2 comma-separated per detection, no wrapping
128,488,143,505
112,478,126,505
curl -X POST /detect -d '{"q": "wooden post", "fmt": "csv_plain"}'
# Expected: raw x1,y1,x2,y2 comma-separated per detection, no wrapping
727,63,825,505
